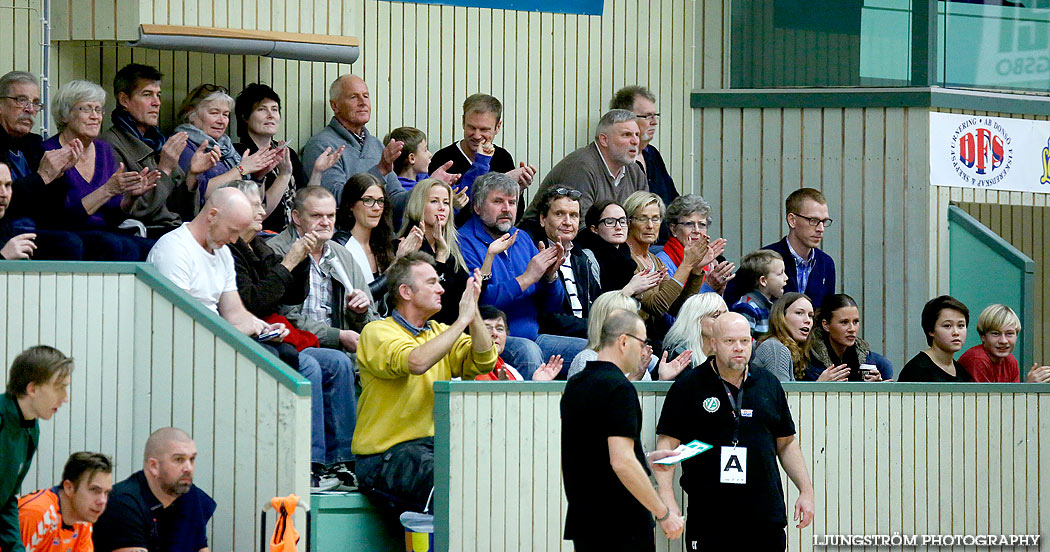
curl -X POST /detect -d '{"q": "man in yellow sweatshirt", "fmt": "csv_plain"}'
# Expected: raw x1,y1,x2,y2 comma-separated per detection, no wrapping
353,251,496,514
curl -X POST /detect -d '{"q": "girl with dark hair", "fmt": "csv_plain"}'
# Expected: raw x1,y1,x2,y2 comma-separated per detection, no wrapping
806,293,893,381
898,295,972,382
752,292,814,382
233,83,343,231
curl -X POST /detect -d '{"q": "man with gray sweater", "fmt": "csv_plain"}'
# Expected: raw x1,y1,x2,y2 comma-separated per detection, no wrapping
524,109,647,221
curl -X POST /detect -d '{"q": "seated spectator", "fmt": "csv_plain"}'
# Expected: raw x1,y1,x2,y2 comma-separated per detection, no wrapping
574,200,662,297
396,178,473,325
385,126,476,206
567,291,691,381
806,293,893,382
958,303,1049,383
609,86,678,211
898,295,972,382
657,194,733,295
147,187,287,341
233,83,344,232
353,253,496,514
624,191,709,346
730,250,788,337
332,173,402,301
458,172,587,379
474,305,560,381
225,181,358,491
19,452,113,552
2,346,74,552
268,186,378,353
102,63,202,238
663,292,728,373
0,71,89,260
525,109,646,220
752,292,814,382
41,80,160,261
428,93,536,225
0,162,37,259
174,84,281,206
518,186,599,339
92,428,216,552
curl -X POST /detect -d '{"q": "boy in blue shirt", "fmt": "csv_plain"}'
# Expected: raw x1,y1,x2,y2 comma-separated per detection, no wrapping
731,249,788,337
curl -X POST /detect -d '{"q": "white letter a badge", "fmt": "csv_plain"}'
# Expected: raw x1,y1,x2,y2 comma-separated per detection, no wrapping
719,446,747,484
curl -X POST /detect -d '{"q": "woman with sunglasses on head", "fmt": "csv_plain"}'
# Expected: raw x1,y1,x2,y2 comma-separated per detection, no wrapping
574,199,663,299
233,83,344,232
752,292,815,382
656,194,735,296
805,293,893,382
174,84,283,210
39,80,157,260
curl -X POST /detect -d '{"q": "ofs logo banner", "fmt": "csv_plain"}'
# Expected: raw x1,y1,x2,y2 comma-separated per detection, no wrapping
931,112,1050,193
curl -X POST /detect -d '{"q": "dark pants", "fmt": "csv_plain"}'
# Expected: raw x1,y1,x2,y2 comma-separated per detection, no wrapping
356,437,434,515
686,520,785,551
573,532,656,552
79,230,155,261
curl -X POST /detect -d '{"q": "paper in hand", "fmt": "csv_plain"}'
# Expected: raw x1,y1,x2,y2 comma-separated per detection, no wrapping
652,440,713,465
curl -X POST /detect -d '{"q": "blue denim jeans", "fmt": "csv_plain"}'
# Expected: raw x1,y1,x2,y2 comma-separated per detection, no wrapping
299,347,357,465
502,334,588,380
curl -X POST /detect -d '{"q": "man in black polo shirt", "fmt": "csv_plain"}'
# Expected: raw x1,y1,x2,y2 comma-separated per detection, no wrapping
655,312,815,550
561,309,684,551
93,427,216,552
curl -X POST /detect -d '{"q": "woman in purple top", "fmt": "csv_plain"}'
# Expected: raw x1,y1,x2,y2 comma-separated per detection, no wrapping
41,80,157,261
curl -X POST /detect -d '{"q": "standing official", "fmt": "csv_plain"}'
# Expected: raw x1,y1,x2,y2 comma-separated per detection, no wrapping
561,309,684,551
654,312,814,550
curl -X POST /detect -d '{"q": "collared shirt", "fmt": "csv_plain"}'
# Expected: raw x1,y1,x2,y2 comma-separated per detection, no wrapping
786,239,816,293
593,143,626,188
303,244,336,325
558,254,584,318
391,309,431,336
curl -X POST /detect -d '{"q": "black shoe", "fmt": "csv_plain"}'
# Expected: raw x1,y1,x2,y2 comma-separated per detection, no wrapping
327,462,359,491
310,463,340,492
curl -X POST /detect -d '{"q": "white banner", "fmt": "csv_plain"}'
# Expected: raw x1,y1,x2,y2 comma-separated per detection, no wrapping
930,111,1050,194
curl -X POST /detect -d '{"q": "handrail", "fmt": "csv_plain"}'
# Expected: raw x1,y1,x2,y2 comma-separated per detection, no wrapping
0,260,311,396
433,380,1050,393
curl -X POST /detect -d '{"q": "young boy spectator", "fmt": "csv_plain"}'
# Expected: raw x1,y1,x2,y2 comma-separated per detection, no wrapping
959,304,1049,383
19,452,113,552
2,346,74,552
384,126,490,200
730,250,788,337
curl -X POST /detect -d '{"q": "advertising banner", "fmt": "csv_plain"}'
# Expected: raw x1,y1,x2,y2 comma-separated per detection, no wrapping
930,111,1050,194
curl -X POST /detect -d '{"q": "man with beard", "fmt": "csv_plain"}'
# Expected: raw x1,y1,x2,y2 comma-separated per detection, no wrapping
92,428,216,552
523,109,646,222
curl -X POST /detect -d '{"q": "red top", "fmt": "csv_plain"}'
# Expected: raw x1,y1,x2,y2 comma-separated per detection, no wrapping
958,344,1019,383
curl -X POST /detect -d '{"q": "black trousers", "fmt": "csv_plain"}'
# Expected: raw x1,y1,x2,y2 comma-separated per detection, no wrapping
573,531,656,552
685,521,786,551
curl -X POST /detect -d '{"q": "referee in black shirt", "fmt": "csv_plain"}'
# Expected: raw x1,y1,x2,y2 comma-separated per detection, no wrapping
561,309,684,551
655,312,815,550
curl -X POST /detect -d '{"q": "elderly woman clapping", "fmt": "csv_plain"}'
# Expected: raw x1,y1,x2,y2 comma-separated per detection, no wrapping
39,80,158,260
656,194,734,295
173,84,282,207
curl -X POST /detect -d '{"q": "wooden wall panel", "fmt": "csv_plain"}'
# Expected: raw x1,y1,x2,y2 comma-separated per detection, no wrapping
441,385,1050,552
0,269,311,552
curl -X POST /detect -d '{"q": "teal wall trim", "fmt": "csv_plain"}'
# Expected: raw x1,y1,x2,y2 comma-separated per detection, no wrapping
433,380,1050,395
948,204,1036,373
690,87,1050,116
434,389,452,552
0,260,311,396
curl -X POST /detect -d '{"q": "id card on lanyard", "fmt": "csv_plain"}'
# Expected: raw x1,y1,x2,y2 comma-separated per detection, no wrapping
716,368,747,484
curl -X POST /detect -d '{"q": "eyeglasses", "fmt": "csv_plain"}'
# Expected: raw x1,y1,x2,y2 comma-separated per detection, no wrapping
630,215,662,225
74,105,105,115
1,96,44,111
637,113,661,121
623,333,652,347
359,197,386,208
598,216,628,228
674,220,708,231
791,213,834,228
552,187,582,200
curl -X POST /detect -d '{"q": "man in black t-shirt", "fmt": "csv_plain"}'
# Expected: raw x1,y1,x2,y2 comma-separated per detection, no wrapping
655,313,815,551
561,309,684,551
93,428,216,552
429,94,537,225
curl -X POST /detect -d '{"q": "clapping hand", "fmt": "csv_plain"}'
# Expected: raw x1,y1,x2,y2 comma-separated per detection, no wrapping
159,132,189,174
431,160,462,186
532,355,563,381
398,221,425,257
657,350,693,380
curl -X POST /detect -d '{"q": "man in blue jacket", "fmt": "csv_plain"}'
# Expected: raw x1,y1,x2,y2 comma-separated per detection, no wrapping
458,173,587,379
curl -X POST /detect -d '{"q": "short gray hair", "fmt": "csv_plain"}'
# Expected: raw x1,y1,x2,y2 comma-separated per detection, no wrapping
186,91,234,125
221,180,261,200
472,172,518,206
598,309,644,349
666,194,711,224
0,71,39,98
594,109,638,141
51,80,107,132
329,74,360,103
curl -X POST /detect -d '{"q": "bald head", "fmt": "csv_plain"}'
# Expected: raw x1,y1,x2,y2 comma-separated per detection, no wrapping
193,187,253,251
329,74,371,133
143,427,193,465
712,312,753,373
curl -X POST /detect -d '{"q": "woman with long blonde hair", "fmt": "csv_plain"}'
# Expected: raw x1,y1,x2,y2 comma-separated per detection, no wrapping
397,178,469,324
753,292,814,382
